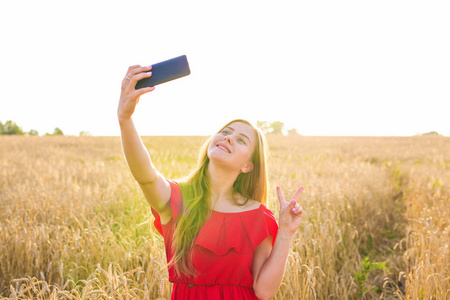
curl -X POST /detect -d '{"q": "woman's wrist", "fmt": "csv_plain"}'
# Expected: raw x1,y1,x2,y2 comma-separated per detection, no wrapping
276,228,296,242
118,115,133,125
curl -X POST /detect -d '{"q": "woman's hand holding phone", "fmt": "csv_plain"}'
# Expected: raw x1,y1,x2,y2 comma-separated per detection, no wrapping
117,65,155,122
118,56,190,122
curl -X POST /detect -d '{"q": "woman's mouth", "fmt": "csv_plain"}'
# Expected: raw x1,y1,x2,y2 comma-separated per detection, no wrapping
217,143,231,153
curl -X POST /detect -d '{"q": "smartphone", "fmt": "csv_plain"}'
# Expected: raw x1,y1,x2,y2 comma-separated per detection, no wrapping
135,55,191,89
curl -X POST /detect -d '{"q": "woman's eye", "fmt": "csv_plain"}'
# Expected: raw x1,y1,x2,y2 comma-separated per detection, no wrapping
222,130,229,135
238,138,246,145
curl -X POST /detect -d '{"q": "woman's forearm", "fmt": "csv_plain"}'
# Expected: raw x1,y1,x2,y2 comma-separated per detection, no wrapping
119,117,158,184
254,231,294,300
254,186,304,299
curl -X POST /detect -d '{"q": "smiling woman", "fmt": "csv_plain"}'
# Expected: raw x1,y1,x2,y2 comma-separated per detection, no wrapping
117,65,304,299
207,122,257,176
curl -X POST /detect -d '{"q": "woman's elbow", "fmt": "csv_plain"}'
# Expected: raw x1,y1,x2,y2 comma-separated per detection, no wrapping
253,285,273,300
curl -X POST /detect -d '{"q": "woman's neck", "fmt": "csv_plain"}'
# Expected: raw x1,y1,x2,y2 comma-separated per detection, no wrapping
207,161,239,207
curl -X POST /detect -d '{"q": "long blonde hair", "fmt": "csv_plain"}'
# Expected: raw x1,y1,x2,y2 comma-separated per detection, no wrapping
170,119,269,277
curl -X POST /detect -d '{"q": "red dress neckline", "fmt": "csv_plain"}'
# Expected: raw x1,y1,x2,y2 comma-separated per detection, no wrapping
212,204,262,214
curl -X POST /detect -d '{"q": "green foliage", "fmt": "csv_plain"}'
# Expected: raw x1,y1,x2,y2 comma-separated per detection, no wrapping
419,289,424,300
256,121,271,134
0,120,25,135
53,127,64,135
422,131,440,136
354,256,388,297
270,121,284,135
79,131,92,136
28,129,39,136
46,127,65,136
287,128,299,135
257,120,299,135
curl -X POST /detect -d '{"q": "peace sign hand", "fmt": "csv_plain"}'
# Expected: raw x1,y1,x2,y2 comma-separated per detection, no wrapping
276,186,304,237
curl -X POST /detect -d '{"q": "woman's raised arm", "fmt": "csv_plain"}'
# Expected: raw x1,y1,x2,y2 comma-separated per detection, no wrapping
252,186,304,300
117,65,171,222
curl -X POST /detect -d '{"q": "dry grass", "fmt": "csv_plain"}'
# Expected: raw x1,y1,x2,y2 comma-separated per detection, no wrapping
0,135,448,299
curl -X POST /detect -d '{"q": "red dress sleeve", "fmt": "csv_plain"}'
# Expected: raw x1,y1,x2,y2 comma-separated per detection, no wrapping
244,204,278,247
150,179,183,236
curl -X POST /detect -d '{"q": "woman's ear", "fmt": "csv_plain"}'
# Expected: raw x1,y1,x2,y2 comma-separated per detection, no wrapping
241,162,254,174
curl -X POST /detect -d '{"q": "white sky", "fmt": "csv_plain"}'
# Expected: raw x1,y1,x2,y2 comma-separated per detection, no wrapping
1,1,449,136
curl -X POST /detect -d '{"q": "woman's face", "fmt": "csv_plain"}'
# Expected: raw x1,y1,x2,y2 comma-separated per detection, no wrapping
207,122,257,173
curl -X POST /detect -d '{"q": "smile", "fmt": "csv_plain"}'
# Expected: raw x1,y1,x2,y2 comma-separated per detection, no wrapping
217,144,231,153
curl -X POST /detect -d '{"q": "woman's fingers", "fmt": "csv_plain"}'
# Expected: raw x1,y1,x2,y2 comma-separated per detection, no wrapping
124,65,141,78
118,65,155,120
132,72,155,97
277,186,304,216
289,187,304,208
122,65,152,88
276,186,286,206
130,69,153,84
292,187,304,203
135,86,155,97
278,186,304,205
122,67,154,93
127,65,141,73
291,202,303,215
126,65,152,81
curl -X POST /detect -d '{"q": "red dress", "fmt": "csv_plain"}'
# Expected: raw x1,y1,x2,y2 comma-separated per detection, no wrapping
151,180,278,300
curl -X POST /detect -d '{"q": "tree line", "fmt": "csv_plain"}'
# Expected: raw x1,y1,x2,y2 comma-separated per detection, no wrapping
1,120,299,137
0,120,64,136
3,119,443,137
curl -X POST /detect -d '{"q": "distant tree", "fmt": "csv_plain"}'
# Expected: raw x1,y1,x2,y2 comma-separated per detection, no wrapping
257,121,271,135
0,120,24,135
53,127,64,135
287,128,300,135
257,120,300,135
79,131,92,136
422,131,440,136
28,129,39,136
270,121,285,135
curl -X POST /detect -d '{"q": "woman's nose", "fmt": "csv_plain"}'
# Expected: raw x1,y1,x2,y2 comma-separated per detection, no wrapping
224,135,232,143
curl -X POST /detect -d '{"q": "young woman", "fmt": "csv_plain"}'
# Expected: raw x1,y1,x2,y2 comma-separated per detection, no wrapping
118,65,304,300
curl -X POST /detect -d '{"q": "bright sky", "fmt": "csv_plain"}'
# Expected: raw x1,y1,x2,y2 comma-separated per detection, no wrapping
1,1,449,137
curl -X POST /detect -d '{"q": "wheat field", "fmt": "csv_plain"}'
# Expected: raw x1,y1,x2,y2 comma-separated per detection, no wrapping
0,135,448,299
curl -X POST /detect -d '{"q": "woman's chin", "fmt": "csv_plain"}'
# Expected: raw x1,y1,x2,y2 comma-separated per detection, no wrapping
208,148,230,161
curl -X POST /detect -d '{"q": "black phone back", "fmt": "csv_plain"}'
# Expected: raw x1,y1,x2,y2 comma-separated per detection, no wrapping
135,55,190,89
